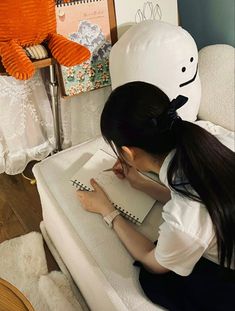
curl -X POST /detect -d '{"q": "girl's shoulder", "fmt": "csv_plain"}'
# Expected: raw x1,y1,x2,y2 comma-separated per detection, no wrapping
161,193,215,246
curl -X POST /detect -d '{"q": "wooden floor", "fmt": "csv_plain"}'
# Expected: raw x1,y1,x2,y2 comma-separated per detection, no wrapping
0,162,59,272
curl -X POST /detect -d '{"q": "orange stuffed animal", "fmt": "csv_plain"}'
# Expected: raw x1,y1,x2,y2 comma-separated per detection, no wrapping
0,0,90,80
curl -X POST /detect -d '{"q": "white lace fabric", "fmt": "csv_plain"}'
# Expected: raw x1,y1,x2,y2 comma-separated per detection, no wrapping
0,72,55,175
68,86,111,146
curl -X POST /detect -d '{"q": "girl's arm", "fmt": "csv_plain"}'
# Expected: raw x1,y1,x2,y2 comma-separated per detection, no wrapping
112,214,169,274
113,160,171,204
134,179,171,204
77,179,169,274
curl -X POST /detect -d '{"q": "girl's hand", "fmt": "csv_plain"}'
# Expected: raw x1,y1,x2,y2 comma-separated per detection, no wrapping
112,160,125,179
113,159,147,190
77,178,115,217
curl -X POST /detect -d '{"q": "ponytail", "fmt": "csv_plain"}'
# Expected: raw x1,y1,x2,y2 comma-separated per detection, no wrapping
168,121,235,268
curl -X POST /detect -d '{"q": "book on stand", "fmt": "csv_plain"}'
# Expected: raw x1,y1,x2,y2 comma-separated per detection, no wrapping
55,0,117,96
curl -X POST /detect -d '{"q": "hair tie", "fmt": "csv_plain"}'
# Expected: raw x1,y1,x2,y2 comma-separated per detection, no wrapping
168,95,188,128
168,95,188,118
149,95,188,131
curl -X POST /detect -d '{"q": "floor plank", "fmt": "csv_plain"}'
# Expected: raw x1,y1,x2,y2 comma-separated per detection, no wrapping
0,199,26,243
0,174,42,233
0,164,59,272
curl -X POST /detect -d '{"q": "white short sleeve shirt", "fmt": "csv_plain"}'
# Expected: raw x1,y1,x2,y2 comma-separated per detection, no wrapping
154,122,234,276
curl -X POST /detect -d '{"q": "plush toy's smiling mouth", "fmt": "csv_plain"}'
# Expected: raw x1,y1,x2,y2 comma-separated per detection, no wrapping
180,65,198,88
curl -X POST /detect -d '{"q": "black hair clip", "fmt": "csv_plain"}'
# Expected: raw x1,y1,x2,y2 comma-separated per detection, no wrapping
150,117,158,127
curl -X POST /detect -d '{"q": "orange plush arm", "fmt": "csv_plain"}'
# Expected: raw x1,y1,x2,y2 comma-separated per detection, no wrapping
0,40,35,80
48,33,91,67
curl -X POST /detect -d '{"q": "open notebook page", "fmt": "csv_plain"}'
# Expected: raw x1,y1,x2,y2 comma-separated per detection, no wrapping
70,149,156,224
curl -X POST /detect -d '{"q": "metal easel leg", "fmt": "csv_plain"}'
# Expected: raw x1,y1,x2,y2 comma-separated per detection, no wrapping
49,64,62,152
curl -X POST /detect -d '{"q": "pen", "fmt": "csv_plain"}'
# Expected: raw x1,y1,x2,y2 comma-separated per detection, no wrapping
103,168,113,172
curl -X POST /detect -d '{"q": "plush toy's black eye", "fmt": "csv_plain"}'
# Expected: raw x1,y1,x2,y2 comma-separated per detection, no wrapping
190,57,194,62
182,67,186,72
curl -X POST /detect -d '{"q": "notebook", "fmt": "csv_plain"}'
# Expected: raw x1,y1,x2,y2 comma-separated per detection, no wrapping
55,0,116,97
70,149,156,225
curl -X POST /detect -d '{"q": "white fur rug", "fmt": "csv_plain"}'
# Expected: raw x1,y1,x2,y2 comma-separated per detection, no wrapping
0,232,84,311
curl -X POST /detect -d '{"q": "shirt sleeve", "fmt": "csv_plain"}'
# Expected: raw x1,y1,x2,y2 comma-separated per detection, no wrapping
154,221,207,276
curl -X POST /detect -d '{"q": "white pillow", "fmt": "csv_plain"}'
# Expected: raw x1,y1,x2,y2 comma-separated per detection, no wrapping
110,20,201,121
198,45,235,131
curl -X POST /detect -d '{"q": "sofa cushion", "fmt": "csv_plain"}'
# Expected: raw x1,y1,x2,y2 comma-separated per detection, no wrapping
198,44,235,131
33,122,234,311
33,137,164,311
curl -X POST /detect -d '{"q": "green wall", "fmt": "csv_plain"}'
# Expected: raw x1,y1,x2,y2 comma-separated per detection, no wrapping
178,0,235,50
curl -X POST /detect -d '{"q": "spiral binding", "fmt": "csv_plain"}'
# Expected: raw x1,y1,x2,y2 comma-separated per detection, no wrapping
56,0,102,7
112,203,140,225
71,179,141,225
71,180,91,191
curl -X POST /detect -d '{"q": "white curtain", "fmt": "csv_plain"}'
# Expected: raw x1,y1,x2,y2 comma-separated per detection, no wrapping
0,72,55,175
0,70,111,175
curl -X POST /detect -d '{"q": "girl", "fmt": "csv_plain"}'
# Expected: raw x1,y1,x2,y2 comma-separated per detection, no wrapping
77,82,235,311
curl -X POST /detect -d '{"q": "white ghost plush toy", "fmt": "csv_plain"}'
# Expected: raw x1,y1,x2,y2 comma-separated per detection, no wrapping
110,20,201,121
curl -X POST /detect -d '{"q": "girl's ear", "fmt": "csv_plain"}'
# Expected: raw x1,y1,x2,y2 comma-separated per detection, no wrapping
121,146,135,162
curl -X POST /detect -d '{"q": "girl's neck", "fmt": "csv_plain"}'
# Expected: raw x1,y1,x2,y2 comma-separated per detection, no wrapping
144,153,168,174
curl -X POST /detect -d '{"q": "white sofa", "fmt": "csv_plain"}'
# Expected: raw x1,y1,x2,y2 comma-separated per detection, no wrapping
33,44,234,311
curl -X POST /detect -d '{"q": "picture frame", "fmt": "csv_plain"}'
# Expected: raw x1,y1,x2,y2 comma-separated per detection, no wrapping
114,0,178,38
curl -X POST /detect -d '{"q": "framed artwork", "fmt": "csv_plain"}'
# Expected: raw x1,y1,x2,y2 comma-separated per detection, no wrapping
113,0,179,37
55,0,117,97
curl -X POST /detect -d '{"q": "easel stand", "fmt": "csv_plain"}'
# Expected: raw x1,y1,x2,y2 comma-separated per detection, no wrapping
49,63,61,152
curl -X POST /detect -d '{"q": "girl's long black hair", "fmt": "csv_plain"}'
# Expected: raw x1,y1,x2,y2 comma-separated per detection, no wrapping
101,81,235,269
